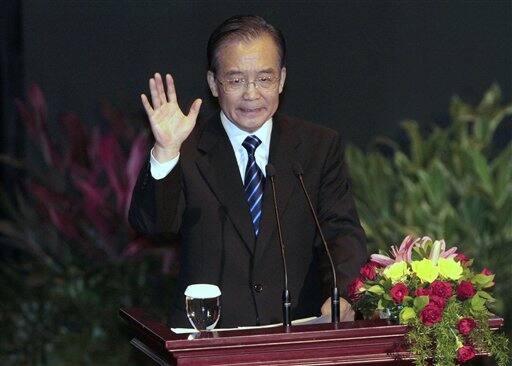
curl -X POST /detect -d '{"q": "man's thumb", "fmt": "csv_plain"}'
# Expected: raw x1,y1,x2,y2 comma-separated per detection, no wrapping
187,98,202,121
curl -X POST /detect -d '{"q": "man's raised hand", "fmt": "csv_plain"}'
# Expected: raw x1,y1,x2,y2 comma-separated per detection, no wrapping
141,73,202,162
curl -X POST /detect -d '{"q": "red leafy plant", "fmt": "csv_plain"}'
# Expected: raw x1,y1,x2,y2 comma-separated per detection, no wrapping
2,84,174,269
0,85,178,364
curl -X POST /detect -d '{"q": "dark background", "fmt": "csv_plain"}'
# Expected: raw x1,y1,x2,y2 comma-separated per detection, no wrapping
2,0,511,163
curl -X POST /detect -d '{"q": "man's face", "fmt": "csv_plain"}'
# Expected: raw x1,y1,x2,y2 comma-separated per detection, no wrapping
207,35,286,132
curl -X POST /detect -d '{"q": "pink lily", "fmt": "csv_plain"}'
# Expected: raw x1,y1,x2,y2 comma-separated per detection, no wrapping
371,235,459,267
429,239,458,260
371,235,417,266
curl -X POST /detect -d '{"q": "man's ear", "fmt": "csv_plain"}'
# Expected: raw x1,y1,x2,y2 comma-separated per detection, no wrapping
278,67,287,94
207,71,219,97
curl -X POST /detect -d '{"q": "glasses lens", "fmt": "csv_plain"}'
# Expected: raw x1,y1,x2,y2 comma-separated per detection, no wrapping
227,78,244,92
218,76,279,93
257,77,276,89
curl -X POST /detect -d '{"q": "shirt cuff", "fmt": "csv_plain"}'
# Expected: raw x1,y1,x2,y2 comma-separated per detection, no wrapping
150,148,179,180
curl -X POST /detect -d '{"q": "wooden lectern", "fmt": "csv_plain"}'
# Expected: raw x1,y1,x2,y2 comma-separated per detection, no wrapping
119,308,503,365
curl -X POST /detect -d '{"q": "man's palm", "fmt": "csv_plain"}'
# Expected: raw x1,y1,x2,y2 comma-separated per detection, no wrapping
141,73,202,161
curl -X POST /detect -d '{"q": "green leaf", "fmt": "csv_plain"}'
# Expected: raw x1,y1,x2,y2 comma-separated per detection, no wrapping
413,296,429,312
470,294,487,311
467,149,493,195
399,306,416,324
401,120,424,166
367,285,385,295
491,144,512,208
477,290,495,302
377,298,384,310
450,95,474,123
471,273,495,286
477,83,502,112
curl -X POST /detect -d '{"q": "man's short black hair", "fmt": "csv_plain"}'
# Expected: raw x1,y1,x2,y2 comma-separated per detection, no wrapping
207,15,286,73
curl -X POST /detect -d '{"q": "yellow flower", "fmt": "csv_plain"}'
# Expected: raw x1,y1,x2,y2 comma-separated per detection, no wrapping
383,261,408,282
399,307,416,324
411,259,439,283
438,257,463,280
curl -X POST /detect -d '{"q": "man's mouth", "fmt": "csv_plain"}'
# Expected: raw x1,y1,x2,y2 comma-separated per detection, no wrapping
238,107,265,114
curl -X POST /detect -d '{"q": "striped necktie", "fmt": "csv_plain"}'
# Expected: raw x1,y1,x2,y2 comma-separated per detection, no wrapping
242,135,264,236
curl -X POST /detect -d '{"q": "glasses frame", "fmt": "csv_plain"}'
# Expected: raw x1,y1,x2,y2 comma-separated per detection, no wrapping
215,74,281,94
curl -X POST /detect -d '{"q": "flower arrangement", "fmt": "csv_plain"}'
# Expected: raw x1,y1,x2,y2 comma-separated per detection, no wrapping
349,235,509,365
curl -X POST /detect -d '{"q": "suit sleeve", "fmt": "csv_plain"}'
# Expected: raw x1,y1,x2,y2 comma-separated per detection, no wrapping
317,133,367,298
128,156,185,237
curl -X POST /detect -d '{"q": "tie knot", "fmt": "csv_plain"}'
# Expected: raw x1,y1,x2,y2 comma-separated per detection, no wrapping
242,135,262,155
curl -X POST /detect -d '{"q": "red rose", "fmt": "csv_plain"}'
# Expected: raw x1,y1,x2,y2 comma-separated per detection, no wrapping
457,318,477,336
390,283,409,304
455,253,471,266
457,281,476,300
481,268,493,276
415,287,430,297
347,277,365,301
457,345,476,363
419,304,443,326
360,263,377,280
428,295,446,309
430,280,453,299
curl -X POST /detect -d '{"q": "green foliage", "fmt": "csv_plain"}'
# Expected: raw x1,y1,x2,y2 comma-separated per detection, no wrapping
0,257,174,365
346,84,512,343
471,311,511,366
405,319,433,366
405,302,510,366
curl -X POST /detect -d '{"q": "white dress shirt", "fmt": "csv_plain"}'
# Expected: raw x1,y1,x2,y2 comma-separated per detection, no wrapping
150,111,272,182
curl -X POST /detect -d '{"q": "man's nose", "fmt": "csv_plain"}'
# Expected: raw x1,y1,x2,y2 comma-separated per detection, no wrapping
242,81,261,99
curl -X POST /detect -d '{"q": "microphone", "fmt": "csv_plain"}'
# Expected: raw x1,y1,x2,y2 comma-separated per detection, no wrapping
292,162,340,323
266,163,291,327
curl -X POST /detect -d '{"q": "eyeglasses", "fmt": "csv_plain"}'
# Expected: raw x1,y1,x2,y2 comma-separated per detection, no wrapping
216,75,280,93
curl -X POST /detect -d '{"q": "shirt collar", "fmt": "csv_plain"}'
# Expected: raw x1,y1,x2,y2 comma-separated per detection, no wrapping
220,111,272,151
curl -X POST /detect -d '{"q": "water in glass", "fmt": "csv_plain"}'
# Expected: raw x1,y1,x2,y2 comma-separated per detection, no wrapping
184,284,221,331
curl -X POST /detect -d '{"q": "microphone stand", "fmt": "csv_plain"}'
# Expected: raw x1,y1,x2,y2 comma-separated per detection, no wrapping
293,163,340,324
266,164,291,327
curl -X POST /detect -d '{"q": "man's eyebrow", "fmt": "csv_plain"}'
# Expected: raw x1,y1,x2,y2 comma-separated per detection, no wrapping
223,70,244,76
222,68,277,76
257,68,276,74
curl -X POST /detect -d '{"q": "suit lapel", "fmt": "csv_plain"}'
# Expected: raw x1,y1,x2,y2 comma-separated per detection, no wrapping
254,115,301,264
195,115,256,254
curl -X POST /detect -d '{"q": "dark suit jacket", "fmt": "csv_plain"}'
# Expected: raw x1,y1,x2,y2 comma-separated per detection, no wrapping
129,113,367,328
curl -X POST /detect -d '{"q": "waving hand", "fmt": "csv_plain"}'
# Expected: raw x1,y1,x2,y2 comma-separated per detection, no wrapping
141,73,202,162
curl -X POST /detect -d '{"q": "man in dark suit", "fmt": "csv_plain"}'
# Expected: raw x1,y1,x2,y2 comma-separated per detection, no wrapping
129,15,367,328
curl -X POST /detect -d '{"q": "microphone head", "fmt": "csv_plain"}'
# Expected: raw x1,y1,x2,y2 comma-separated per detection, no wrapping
266,163,276,177
292,162,304,176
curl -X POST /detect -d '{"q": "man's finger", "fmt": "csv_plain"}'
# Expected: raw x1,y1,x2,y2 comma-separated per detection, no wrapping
141,94,154,116
166,74,177,104
187,98,203,122
154,73,167,105
149,78,161,109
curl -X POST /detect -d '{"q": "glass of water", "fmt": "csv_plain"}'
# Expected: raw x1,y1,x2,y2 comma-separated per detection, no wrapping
185,284,221,331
